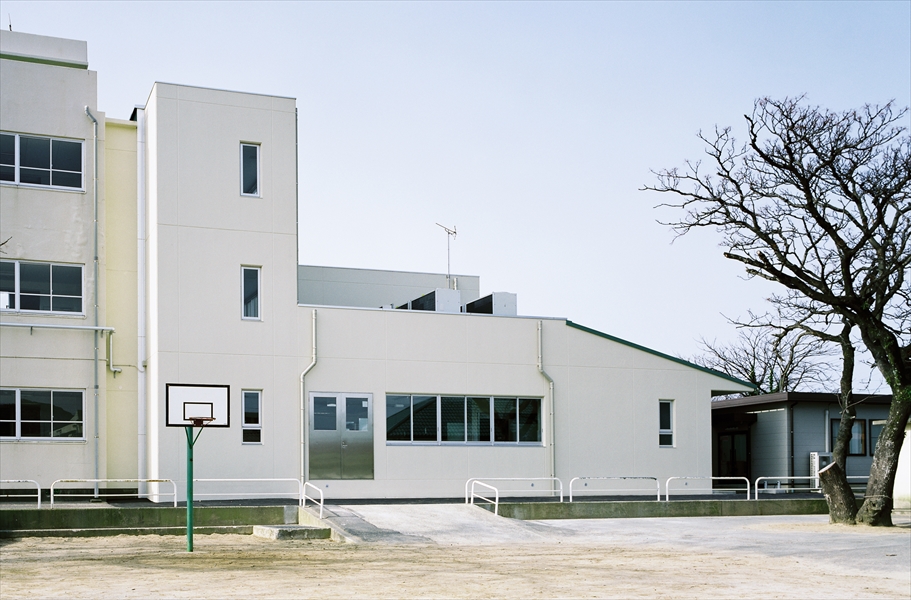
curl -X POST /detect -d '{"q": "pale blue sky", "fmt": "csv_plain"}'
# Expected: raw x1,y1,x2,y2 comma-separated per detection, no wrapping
4,1,909,388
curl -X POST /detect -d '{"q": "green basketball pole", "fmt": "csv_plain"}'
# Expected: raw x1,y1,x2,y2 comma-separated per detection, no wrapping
184,422,207,553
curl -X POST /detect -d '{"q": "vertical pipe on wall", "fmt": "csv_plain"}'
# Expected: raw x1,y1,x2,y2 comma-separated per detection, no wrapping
85,106,100,499
136,107,148,496
300,309,317,483
537,321,556,482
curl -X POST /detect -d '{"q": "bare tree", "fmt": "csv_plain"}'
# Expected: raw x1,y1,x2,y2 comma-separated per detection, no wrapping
646,97,911,526
694,327,832,395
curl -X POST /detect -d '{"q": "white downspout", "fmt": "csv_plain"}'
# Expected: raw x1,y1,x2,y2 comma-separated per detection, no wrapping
300,309,317,483
135,106,148,496
85,106,100,499
537,321,556,483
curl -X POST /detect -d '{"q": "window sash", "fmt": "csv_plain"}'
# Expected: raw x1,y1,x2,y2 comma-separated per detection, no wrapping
242,390,262,444
0,132,83,190
0,260,83,314
240,143,259,196
831,418,867,456
386,395,541,445
242,267,260,320
0,388,85,440
659,400,674,447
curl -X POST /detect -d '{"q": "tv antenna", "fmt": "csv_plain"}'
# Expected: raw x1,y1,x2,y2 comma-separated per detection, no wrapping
435,223,457,289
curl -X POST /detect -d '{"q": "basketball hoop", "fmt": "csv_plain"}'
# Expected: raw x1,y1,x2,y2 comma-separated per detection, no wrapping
190,417,215,428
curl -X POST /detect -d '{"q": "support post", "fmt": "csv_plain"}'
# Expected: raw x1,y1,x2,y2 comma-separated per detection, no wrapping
184,425,204,552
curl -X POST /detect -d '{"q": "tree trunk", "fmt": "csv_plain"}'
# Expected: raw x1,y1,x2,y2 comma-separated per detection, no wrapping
818,461,858,524
832,330,856,472
856,385,911,526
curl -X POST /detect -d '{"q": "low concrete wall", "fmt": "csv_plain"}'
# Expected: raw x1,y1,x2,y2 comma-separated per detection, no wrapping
0,505,294,531
481,499,829,520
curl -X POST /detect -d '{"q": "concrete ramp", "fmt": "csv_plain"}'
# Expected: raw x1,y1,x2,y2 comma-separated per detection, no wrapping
330,503,572,545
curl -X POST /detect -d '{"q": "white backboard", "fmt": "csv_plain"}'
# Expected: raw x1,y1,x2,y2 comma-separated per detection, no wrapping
165,384,230,427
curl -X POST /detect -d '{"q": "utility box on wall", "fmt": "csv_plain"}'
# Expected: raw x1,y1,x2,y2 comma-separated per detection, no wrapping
810,451,833,488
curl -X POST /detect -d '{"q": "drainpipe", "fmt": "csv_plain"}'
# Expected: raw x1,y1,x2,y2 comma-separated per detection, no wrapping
85,106,100,499
300,309,317,483
537,321,556,483
135,106,147,496
789,402,797,478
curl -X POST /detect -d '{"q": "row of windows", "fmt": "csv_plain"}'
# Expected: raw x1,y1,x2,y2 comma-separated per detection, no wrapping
0,389,84,439
1,133,83,190
0,260,261,321
2,132,261,198
830,419,883,457
0,387,262,443
386,395,542,444
1,260,83,314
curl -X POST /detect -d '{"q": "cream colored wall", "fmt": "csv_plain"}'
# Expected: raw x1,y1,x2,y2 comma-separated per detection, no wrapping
103,119,139,480
0,41,108,487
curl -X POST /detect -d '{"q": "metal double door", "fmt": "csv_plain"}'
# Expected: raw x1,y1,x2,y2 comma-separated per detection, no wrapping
309,393,374,480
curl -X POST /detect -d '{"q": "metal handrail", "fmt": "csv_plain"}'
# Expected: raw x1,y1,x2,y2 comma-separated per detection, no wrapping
0,479,42,508
469,480,500,515
569,476,660,502
754,475,869,500
303,481,324,518
50,479,177,507
464,477,563,503
191,478,305,506
665,476,749,501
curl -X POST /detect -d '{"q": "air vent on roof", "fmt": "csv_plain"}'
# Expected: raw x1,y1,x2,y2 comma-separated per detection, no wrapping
395,289,462,314
464,292,517,316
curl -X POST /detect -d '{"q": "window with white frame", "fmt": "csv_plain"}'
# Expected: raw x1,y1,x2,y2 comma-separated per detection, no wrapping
242,390,262,443
241,266,260,320
0,388,84,439
0,260,83,313
240,143,259,196
386,395,541,445
0,132,84,189
659,399,674,447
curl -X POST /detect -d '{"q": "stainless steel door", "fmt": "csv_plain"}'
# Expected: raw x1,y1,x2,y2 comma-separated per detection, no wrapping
309,393,374,480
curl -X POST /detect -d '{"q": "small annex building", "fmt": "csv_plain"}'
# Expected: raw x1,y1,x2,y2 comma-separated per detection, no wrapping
711,392,893,488
0,30,753,502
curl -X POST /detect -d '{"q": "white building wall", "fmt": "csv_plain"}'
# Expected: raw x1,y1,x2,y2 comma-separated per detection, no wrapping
0,31,108,488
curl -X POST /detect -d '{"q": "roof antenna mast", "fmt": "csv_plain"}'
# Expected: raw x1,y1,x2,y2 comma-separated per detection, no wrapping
435,223,457,289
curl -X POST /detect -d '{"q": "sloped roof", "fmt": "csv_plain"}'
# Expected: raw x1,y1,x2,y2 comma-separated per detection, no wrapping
565,320,755,390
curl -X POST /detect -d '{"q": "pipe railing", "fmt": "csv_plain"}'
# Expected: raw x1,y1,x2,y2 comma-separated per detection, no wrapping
665,476,749,501
569,476,660,502
0,479,42,508
469,480,500,515
464,477,563,503
303,481,324,518
754,475,869,500
50,479,177,507
191,478,305,506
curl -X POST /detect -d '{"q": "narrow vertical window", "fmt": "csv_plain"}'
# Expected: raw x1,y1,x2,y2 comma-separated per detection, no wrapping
494,398,517,442
240,143,259,196
385,395,411,441
242,390,262,443
242,267,260,320
659,399,674,447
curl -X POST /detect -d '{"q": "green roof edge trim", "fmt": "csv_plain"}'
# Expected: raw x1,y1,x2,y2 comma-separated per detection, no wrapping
565,320,757,390
0,52,88,70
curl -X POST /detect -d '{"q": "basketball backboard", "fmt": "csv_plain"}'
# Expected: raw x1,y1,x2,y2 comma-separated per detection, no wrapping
165,384,230,427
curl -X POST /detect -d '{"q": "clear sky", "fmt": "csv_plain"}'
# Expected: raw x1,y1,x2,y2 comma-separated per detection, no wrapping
4,1,909,388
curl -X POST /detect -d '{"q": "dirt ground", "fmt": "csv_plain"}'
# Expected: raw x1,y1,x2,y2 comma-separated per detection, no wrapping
2,522,909,599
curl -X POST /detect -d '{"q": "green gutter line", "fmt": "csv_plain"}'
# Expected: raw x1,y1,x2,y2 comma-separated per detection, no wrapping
565,320,756,390
0,52,88,69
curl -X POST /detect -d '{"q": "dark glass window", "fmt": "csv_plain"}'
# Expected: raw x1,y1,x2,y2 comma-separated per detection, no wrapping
314,396,337,431
494,398,517,442
467,397,491,442
440,396,465,441
518,398,541,442
243,391,262,443
242,267,259,319
412,395,437,441
659,400,674,447
0,133,14,182
831,419,866,455
385,395,411,441
2,389,83,439
241,144,258,195
1,133,82,188
870,421,884,454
